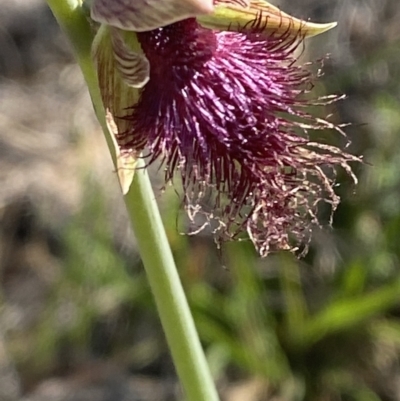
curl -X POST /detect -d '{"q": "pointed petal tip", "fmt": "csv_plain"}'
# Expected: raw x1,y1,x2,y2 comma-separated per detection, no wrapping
303,20,337,38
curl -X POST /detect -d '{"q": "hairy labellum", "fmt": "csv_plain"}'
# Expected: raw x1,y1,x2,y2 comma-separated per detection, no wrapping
93,3,359,256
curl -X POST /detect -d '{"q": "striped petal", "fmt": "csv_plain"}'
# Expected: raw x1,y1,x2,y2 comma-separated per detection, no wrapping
198,0,337,38
111,28,149,88
92,26,144,193
91,0,214,31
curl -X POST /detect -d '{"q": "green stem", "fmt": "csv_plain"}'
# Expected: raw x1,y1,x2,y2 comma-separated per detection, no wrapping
45,1,220,400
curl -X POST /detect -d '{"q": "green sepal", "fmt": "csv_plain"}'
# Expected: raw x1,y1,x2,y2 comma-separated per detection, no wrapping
92,25,144,194
198,0,337,38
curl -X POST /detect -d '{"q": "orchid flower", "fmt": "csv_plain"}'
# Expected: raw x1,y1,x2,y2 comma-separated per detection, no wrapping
91,0,359,256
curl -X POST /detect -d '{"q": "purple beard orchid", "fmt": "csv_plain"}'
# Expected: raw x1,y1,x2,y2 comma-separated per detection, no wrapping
91,0,359,257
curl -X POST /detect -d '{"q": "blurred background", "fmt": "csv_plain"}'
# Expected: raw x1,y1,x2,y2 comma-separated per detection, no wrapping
1,0,400,400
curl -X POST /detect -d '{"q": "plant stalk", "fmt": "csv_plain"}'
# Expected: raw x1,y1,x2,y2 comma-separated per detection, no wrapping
45,1,220,400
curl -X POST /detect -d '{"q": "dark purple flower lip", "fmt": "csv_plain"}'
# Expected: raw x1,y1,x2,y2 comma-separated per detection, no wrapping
92,3,359,256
